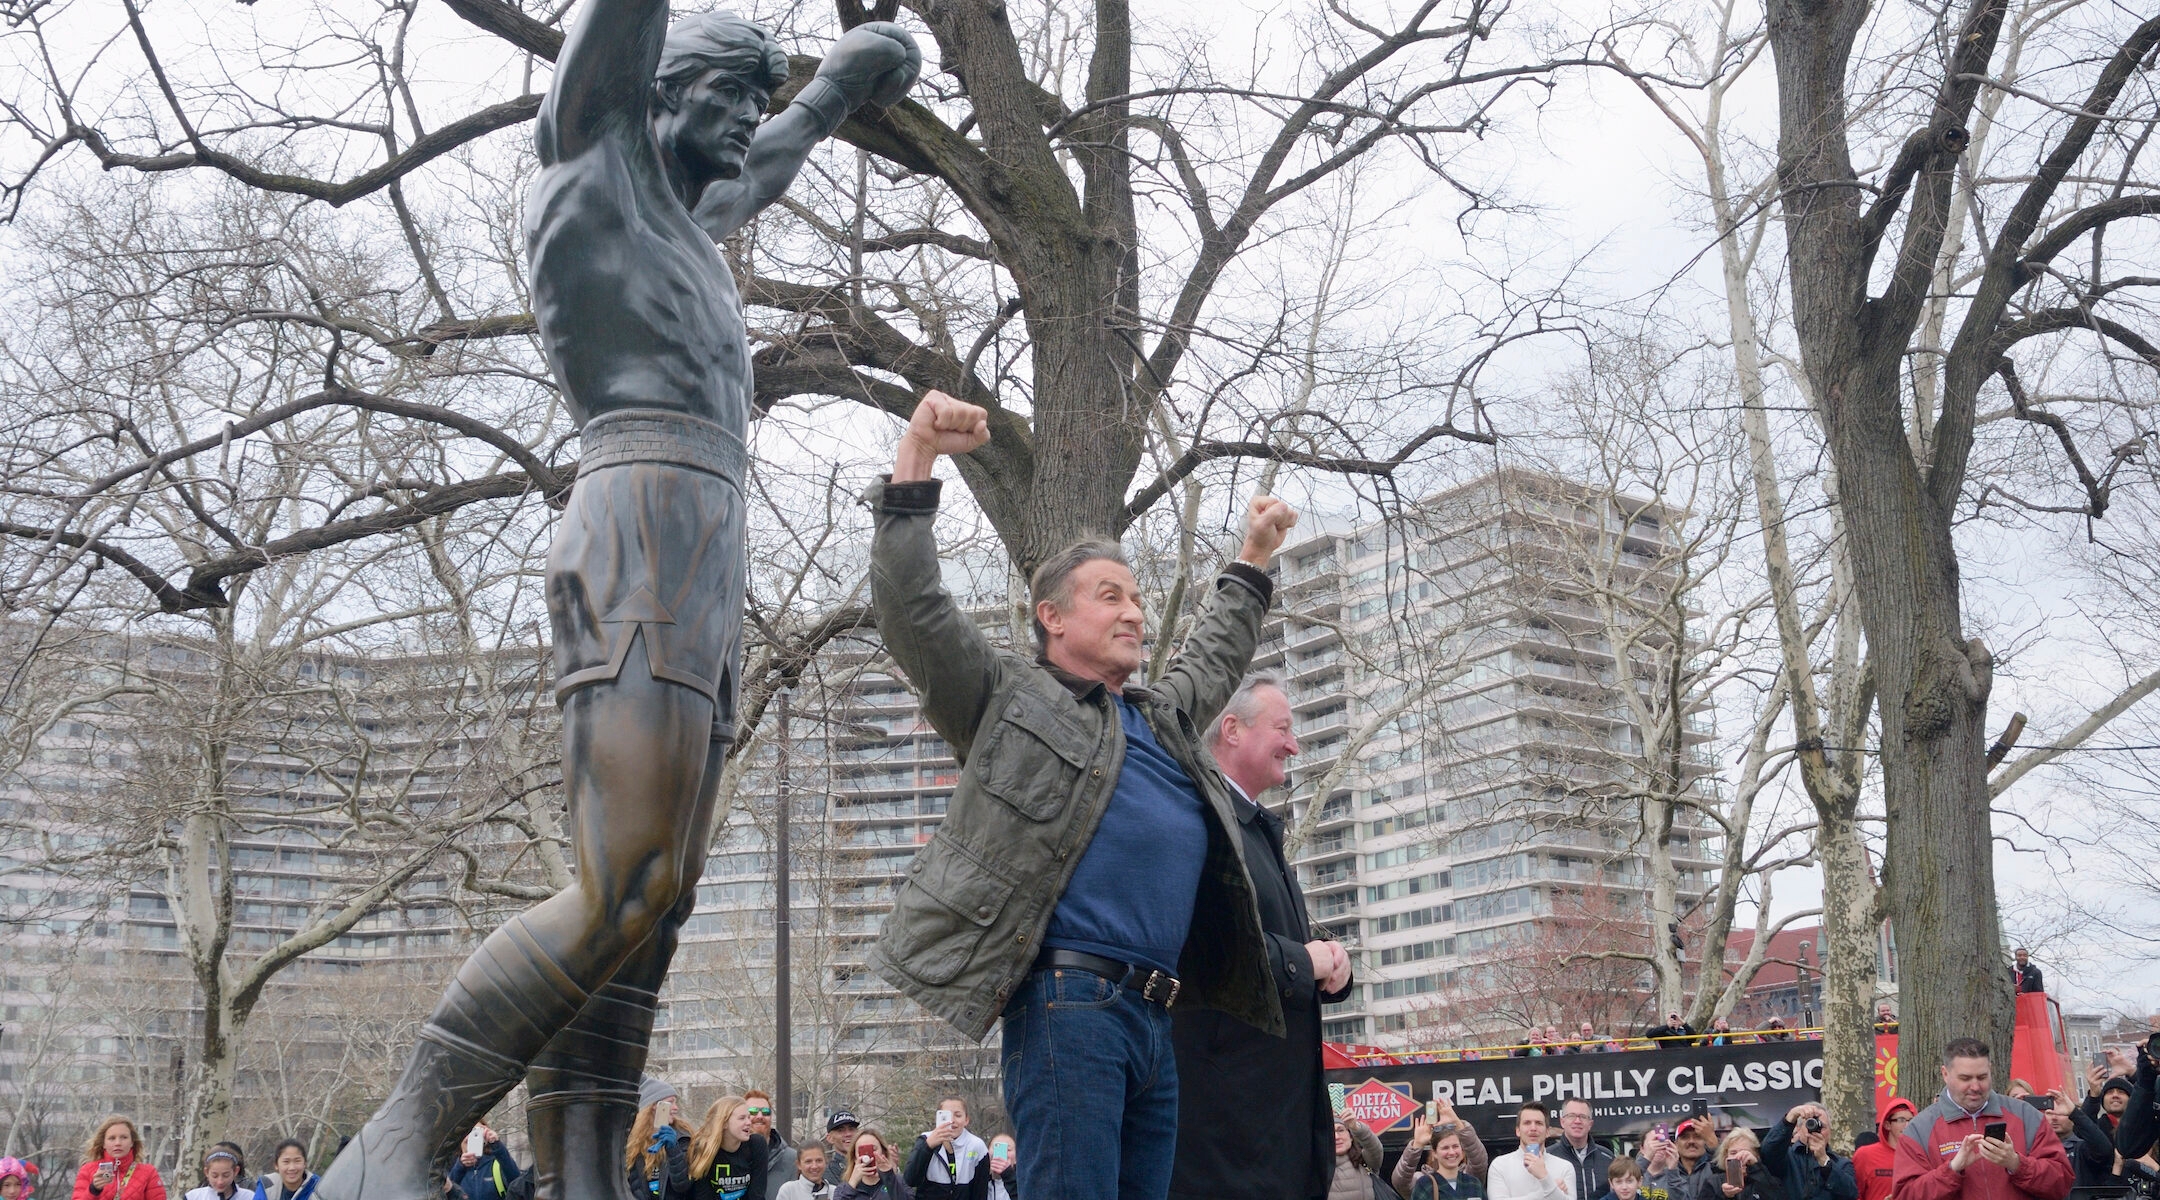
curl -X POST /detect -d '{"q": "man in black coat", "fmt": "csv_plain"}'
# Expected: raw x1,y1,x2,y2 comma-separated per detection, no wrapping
2011,948,2044,994
1170,673,1353,1200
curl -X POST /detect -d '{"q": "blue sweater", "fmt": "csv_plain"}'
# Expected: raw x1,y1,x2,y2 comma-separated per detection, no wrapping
1041,693,1208,975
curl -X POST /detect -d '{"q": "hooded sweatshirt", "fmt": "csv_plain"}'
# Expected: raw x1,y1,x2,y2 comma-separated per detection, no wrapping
1893,1090,2071,1200
1854,1100,1917,1200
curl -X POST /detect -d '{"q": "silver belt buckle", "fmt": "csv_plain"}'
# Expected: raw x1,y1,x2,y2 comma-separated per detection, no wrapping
1142,970,1181,1008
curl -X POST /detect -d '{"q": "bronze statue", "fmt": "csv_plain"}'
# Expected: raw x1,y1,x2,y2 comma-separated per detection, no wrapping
318,5,919,1197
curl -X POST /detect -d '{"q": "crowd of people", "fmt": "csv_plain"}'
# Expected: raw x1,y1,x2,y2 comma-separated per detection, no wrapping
1318,1037,2160,1200
6,1085,1022,1200
0,1117,327,1200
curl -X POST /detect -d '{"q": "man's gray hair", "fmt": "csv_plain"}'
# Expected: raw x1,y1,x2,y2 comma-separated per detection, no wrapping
1208,671,1287,751
1028,536,1129,652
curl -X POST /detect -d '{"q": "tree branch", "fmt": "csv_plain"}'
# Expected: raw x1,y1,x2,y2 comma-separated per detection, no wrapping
1120,421,1496,520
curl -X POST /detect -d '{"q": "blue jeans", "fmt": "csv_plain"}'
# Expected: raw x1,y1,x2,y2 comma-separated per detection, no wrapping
1000,966,1180,1200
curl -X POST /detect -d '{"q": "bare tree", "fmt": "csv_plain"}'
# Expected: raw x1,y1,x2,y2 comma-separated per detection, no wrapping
0,0,1596,595
1507,341,1826,1029
1603,0,2160,1110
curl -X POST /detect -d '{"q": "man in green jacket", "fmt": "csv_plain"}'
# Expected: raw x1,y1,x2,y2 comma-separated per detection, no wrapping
867,391,1295,1200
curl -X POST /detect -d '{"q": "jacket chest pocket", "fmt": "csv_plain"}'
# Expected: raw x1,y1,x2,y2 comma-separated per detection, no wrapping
885,838,1018,986
977,699,1092,822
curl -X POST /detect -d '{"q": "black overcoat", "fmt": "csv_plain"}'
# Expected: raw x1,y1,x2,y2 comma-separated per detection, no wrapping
1169,790,1354,1200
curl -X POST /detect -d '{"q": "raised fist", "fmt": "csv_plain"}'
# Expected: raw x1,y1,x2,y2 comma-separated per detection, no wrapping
816,22,921,109
905,391,991,458
1239,495,1299,566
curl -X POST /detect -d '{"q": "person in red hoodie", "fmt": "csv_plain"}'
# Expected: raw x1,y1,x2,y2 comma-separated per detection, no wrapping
1854,1099,1917,1200
70,1116,167,1200
1893,1039,2071,1200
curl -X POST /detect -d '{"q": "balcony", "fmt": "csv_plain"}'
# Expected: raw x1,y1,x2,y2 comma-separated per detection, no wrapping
1291,649,1342,676
1304,828,1354,858
1310,890,1356,919
1296,710,1349,738
1306,860,1357,886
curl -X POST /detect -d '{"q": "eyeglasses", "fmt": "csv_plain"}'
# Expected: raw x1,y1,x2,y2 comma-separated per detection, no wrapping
746,1108,773,1116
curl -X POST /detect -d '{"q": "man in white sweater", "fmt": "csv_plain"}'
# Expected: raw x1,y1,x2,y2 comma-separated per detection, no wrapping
1490,1101,1578,1200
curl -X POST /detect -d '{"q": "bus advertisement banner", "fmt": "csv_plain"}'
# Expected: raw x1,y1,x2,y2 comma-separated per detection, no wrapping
1327,1040,1830,1140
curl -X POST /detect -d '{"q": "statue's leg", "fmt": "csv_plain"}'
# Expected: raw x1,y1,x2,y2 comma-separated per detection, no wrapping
525,464,746,1200
319,639,718,1200
525,727,728,1200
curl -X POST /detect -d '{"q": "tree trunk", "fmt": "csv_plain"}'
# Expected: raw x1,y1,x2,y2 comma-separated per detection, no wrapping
1821,358,2009,1092
180,1000,240,1172
1765,0,2017,1079
1816,801,1883,1145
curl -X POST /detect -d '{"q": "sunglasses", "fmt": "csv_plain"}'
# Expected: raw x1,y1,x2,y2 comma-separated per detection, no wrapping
746,1107,773,1116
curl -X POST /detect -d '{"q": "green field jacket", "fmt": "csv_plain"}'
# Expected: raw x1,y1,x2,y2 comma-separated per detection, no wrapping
863,477,1285,1043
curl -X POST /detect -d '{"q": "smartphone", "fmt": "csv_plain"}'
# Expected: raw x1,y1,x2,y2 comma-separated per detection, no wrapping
858,1154,875,1168
464,1128,486,1157
97,1161,116,1173
1527,1142,1542,1158
1654,1124,1674,1143
2093,1050,2111,1071
1984,1122,2007,1142
2034,1096,2055,1111
1426,1100,1440,1122
1726,1161,1746,1191
991,1145,1008,1162
1690,1098,1710,1119
935,1111,953,1128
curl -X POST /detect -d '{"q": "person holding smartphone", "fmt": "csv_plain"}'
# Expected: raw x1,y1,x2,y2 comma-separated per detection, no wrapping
904,1100,988,1200
71,1116,167,1200
1490,1103,1574,1200
1710,1130,1782,1200
985,1138,1017,1200
1394,1101,1494,1197
447,1127,517,1200
1891,1037,2070,1200
834,1133,910,1200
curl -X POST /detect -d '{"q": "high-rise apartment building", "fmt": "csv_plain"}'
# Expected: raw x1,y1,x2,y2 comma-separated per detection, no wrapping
0,628,545,1164
1255,470,1724,1047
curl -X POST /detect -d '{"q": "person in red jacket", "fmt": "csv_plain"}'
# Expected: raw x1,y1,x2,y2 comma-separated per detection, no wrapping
70,1116,168,1200
1854,1099,1917,1200
1893,1039,2071,1200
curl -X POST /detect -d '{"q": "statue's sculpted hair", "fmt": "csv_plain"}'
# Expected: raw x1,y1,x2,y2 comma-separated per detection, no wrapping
655,11,789,111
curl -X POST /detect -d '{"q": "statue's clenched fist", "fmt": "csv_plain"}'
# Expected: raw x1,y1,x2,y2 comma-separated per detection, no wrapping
816,22,921,109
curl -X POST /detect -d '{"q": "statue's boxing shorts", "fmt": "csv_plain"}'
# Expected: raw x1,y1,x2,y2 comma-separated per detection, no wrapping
546,407,746,742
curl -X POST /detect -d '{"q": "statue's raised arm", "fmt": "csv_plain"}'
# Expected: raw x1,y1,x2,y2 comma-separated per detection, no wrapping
691,21,921,240
533,0,671,166
316,10,919,1200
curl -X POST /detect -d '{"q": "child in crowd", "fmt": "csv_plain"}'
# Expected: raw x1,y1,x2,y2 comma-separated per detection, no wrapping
251,1140,318,1200
183,1145,246,1200
0,1156,37,1200
1610,1157,1644,1200
776,1146,832,1200
985,1137,1016,1200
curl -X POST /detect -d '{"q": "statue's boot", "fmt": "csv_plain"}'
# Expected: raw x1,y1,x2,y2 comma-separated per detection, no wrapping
526,981,660,1200
318,917,590,1200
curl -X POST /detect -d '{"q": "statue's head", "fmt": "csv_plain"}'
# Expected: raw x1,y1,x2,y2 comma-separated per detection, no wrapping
653,12,789,183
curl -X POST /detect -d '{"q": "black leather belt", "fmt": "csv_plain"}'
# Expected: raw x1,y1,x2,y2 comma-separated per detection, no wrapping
1033,949,1182,1008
